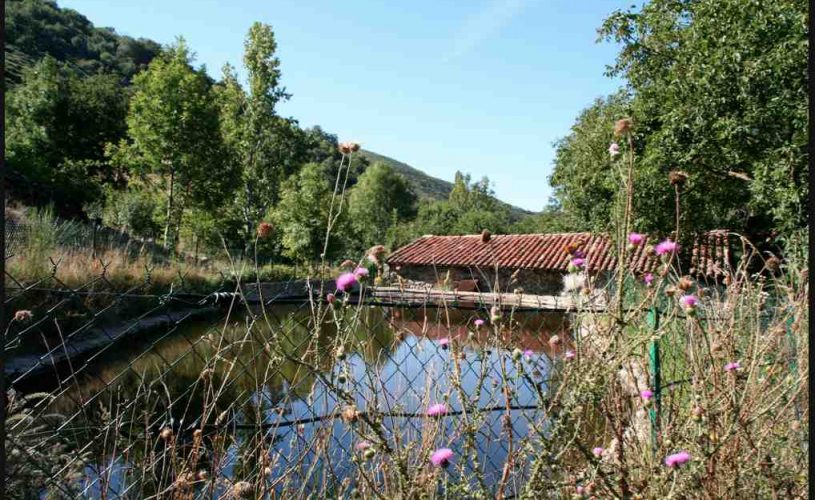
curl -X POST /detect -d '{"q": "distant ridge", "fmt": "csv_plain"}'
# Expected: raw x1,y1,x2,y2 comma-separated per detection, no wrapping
358,150,534,220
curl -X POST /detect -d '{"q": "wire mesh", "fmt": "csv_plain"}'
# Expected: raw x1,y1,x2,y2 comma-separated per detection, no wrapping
4,251,574,499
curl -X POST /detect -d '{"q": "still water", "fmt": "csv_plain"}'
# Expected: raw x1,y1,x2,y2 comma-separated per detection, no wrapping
39,305,570,497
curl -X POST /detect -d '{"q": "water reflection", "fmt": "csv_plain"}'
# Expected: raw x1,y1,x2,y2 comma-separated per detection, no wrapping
38,305,568,497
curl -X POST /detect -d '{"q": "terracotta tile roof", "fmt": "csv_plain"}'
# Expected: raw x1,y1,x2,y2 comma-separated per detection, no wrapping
387,231,733,278
688,230,733,278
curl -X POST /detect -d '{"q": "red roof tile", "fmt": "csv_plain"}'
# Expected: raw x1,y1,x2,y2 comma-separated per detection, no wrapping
387,231,733,278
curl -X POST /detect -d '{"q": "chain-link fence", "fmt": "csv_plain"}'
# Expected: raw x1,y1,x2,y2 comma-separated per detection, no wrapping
5,234,809,498
4,251,577,499
5,219,174,262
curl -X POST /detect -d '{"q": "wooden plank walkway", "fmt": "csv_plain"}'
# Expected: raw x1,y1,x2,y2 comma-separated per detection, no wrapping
242,281,607,312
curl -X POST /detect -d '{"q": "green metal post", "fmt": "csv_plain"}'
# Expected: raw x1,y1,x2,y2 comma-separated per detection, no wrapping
647,307,661,455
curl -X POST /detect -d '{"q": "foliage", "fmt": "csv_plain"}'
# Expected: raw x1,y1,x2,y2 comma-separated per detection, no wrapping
5,0,160,85
273,163,348,263
551,0,808,236
5,56,129,215
303,126,369,189
549,91,636,232
216,23,309,249
511,201,584,234
117,39,233,249
347,163,417,253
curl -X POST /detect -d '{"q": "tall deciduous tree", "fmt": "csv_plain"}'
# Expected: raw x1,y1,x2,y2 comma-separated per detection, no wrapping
217,23,308,249
122,39,229,249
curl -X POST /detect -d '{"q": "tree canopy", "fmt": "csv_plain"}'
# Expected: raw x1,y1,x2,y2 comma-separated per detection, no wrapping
550,0,807,237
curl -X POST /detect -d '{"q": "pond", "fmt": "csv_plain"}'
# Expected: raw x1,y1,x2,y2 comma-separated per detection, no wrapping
25,304,571,498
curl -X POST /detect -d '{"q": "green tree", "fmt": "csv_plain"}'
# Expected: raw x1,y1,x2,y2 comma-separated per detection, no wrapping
121,39,231,249
273,163,347,262
5,56,129,215
549,90,635,232
301,126,369,189
216,23,308,249
511,200,583,234
347,163,417,252
597,0,807,234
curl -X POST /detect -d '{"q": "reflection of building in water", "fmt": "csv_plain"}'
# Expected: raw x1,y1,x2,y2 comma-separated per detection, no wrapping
385,307,571,358
387,231,734,295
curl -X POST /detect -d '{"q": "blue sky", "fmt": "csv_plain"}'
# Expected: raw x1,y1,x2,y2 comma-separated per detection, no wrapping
61,0,628,211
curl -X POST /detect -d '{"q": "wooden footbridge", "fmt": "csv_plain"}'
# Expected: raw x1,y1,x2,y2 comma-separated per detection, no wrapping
240,280,608,312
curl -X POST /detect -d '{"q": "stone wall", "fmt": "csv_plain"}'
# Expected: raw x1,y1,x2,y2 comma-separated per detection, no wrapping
391,265,569,295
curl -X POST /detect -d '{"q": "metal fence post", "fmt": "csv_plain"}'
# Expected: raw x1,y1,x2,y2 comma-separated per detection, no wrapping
647,306,661,455
91,222,98,259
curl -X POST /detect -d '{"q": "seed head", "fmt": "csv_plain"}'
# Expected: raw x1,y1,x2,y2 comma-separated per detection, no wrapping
481,229,491,243
341,405,359,424
256,222,273,239
669,170,689,187
677,276,694,291
613,118,633,137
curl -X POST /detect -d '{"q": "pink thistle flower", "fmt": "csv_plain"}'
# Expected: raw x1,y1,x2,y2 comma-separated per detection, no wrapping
680,295,698,309
576,485,585,495
628,233,645,246
426,403,448,417
474,319,485,327
655,240,680,256
438,337,450,349
608,143,620,158
336,272,358,292
354,267,370,279
523,349,534,359
724,361,741,372
644,273,654,286
430,448,454,467
573,250,585,259
640,389,654,401
592,447,604,458
571,258,585,268
355,440,372,452
664,451,691,468
564,350,576,360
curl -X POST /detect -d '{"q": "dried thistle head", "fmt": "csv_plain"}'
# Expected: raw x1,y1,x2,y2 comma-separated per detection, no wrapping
564,242,579,255
669,170,689,187
367,245,387,263
481,229,492,243
341,405,359,424
613,118,633,137
256,221,273,239
677,276,694,292
230,481,253,498
765,256,781,273
340,259,356,269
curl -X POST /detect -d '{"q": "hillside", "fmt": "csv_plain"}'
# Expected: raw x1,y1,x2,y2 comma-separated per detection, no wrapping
359,150,534,220
5,0,161,85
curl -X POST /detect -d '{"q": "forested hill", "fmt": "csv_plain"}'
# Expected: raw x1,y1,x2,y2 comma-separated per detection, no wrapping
359,150,533,220
5,0,162,85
